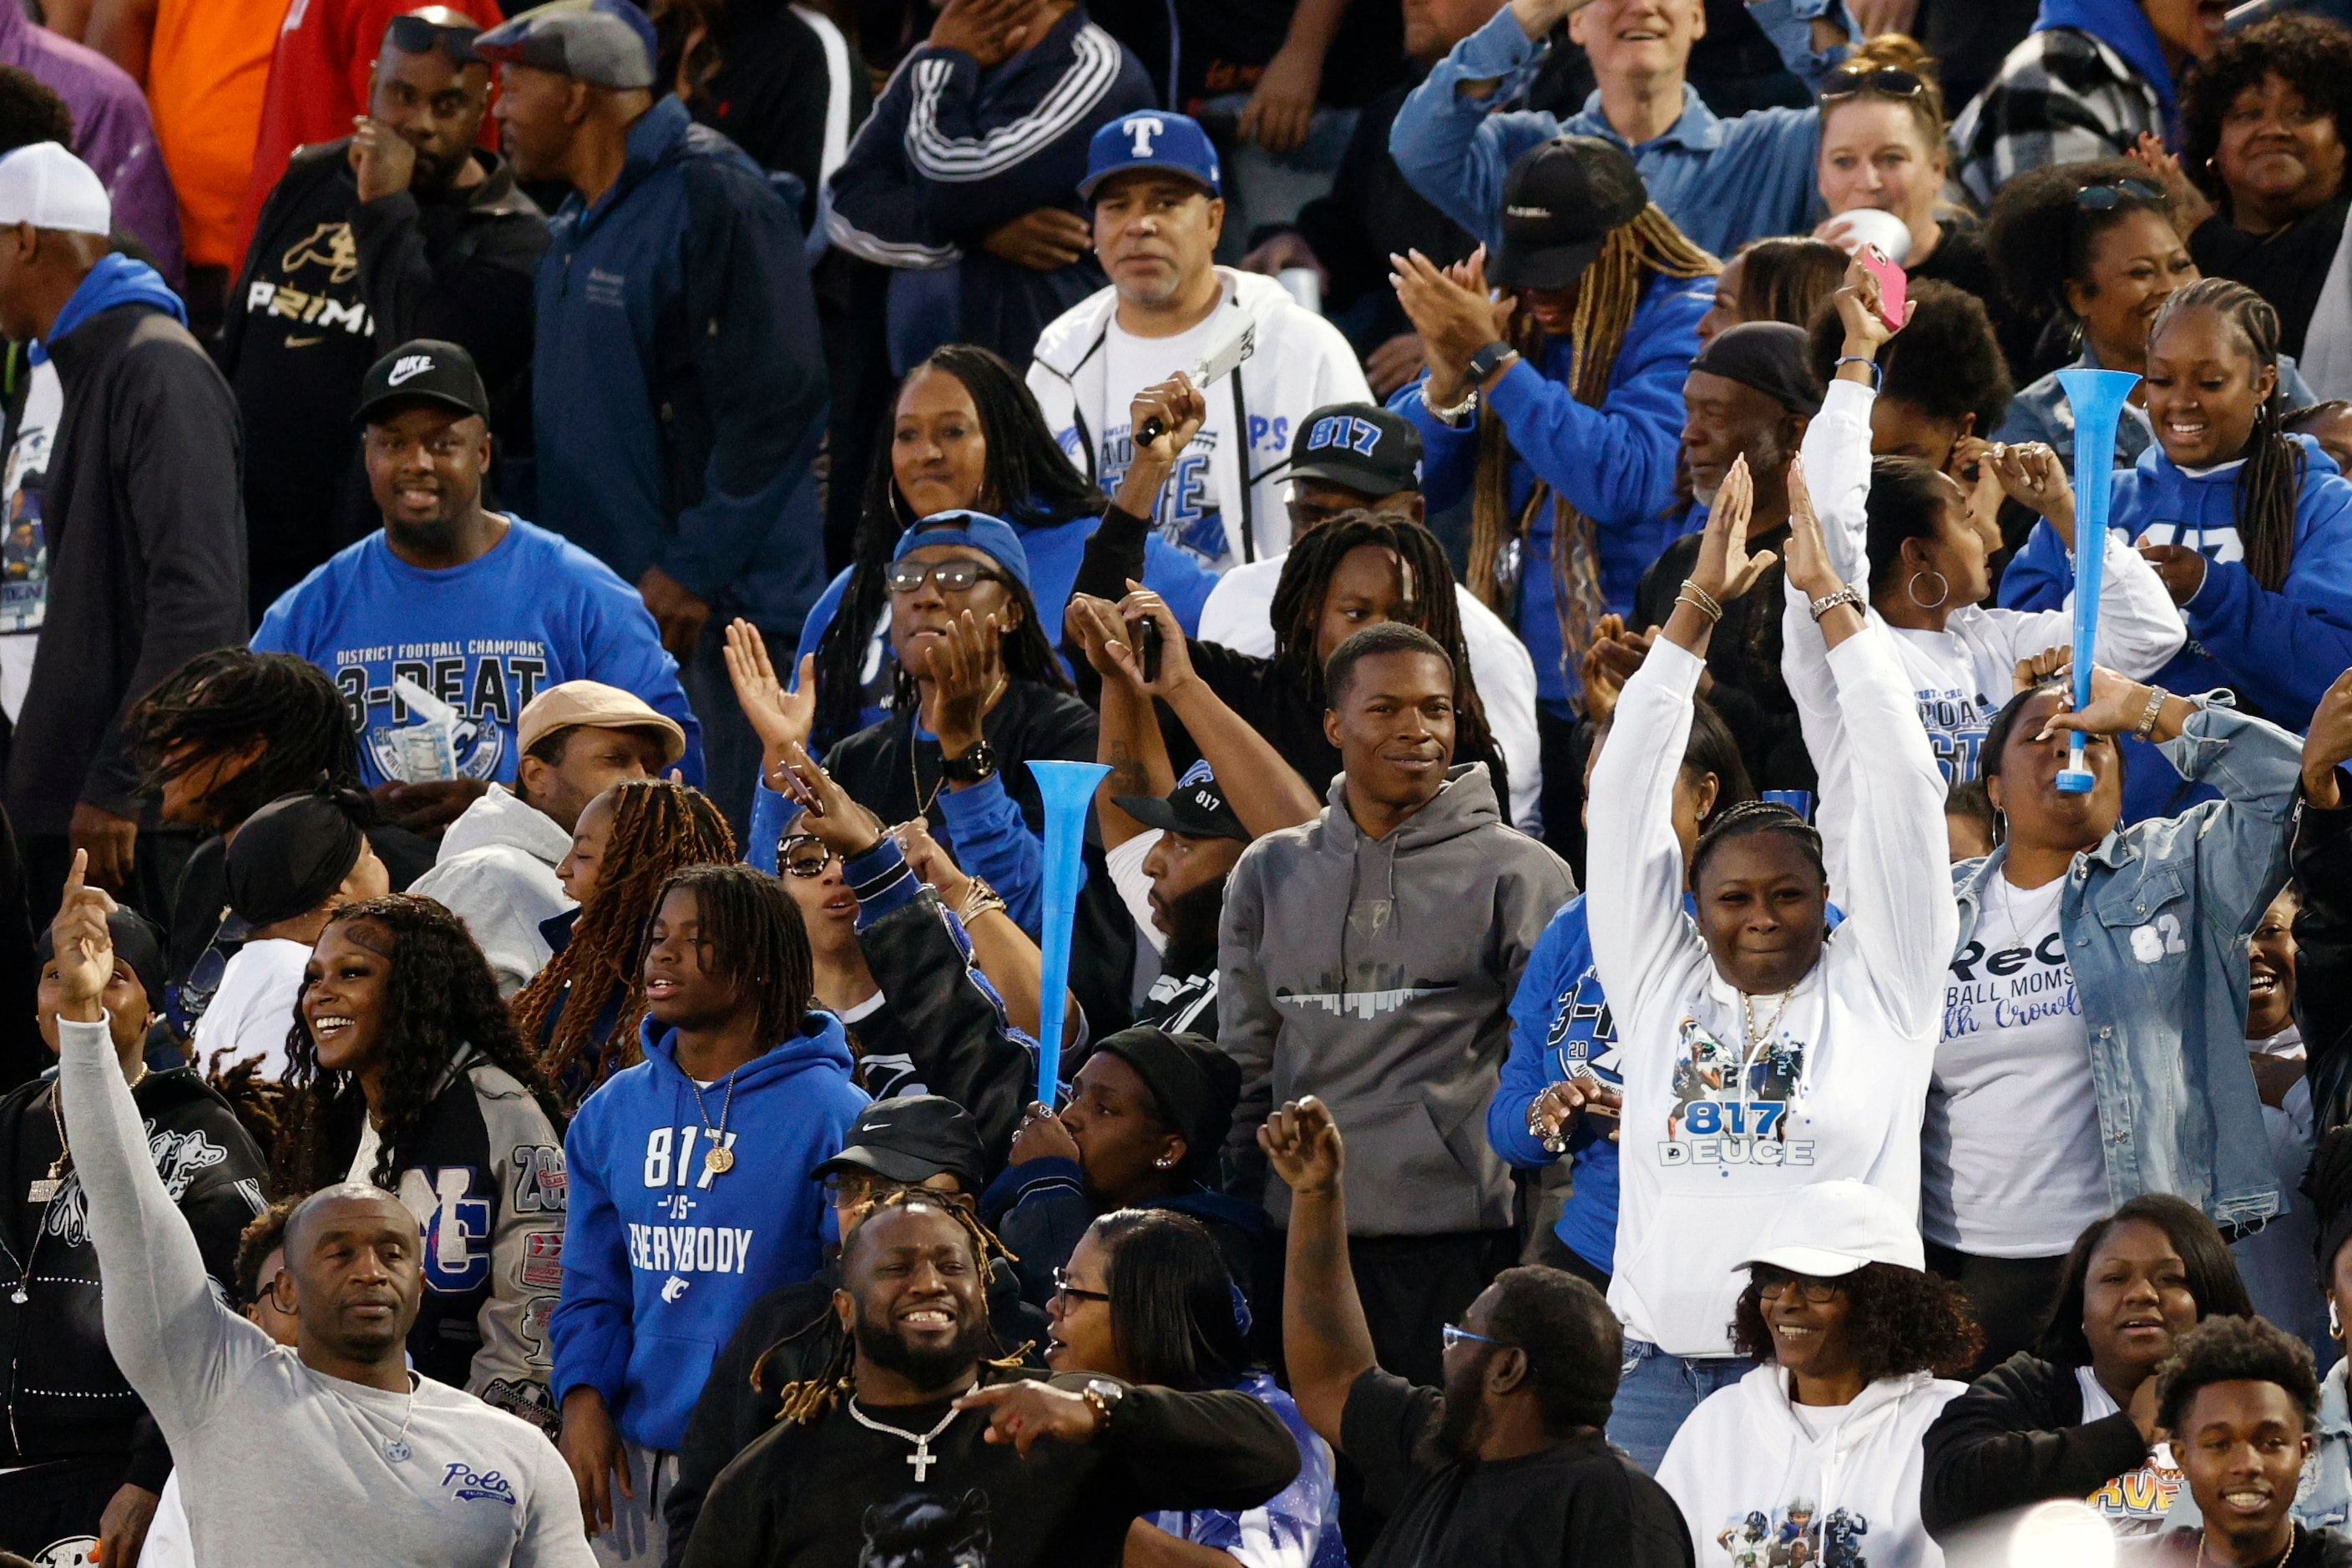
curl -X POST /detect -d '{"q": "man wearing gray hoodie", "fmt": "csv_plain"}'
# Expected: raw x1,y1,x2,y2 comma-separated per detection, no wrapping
1220,621,1576,1384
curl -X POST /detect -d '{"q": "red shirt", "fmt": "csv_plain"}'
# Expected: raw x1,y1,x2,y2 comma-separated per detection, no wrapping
231,0,506,270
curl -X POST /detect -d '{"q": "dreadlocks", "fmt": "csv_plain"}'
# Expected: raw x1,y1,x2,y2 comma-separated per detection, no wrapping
771,1188,1020,1427
2151,278,2304,594
131,649,362,830
645,863,817,1051
513,780,736,1104
1468,206,1718,706
278,896,566,1191
816,345,1105,747
1270,509,1504,794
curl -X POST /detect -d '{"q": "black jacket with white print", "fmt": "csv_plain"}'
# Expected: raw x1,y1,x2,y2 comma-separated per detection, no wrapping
0,1063,267,1486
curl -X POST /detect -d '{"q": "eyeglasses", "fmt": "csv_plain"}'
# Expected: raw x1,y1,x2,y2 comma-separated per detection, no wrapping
886,560,1005,595
780,835,836,878
1755,1268,1845,1303
1440,1323,1506,1352
1051,1267,1110,1305
382,13,481,62
1818,65,1927,102
2076,177,2166,211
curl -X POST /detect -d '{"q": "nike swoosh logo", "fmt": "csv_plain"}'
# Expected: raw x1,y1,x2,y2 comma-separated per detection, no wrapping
284,334,322,347
387,362,429,384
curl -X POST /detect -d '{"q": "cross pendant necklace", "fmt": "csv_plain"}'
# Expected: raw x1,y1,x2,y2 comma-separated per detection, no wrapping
846,1399,964,1483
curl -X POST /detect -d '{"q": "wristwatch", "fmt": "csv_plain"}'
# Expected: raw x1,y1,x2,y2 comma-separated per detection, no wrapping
1081,1377,1125,1433
938,740,997,785
1466,341,1520,387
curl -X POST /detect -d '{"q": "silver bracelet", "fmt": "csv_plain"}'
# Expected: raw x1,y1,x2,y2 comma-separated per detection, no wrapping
2132,685,2168,738
1808,585,1864,623
1425,386,1479,427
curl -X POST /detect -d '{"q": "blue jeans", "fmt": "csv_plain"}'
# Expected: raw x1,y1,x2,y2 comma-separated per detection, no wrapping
1606,1340,1753,1472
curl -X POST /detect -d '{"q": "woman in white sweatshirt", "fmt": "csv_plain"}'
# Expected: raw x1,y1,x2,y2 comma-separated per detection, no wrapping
1657,1180,1979,1567
1586,453,1957,1469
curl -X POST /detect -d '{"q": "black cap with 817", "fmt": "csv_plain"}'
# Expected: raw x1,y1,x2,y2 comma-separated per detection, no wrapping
1263,402,1424,498
1115,758,1248,842
355,338,492,427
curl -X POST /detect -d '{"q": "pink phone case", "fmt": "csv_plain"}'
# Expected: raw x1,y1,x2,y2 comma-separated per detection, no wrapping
1860,248,1907,331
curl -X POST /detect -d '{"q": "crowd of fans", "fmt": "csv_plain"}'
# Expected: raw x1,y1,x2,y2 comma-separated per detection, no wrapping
4,0,2352,1562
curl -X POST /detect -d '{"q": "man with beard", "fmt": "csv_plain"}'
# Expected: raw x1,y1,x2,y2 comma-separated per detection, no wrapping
46,852,594,1564
253,341,699,834
225,8,548,617
1262,1095,1692,1567
679,1187,1300,1568
1119,762,1247,1038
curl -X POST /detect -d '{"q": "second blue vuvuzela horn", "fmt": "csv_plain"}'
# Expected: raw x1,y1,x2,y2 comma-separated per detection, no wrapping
1027,758,1111,1105
2053,367,2141,794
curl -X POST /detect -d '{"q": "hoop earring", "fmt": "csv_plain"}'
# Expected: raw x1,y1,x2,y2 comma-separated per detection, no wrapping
1906,569,1950,610
2332,1297,2342,1339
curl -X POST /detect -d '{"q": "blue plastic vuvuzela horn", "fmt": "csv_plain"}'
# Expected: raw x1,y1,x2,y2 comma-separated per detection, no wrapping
1027,758,1111,1105
2052,367,2142,794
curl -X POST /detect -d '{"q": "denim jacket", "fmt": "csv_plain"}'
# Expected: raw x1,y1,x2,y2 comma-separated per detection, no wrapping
1950,699,2300,1232
2302,1360,2352,1530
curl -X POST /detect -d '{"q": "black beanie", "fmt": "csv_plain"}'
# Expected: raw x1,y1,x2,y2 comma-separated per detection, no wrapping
1095,1027,1242,1179
225,791,368,927
1692,321,1823,416
37,905,166,1007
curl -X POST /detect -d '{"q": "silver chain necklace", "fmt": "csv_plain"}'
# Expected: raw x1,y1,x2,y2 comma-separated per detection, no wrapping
847,1398,965,1483
375,1371,419,1463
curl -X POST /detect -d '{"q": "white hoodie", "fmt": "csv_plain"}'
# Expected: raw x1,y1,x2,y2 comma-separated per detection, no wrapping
407,785,575,995
1026,266,1371,574
1587,626,1955,1355
1658,1365,1965,1567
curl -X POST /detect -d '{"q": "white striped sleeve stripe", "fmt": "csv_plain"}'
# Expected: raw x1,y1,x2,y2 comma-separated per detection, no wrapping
905,25,1122,183
824,205,962,269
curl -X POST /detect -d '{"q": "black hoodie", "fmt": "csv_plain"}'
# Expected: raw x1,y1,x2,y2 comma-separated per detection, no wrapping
0,1062,266,1485
1920,1351,2157,1542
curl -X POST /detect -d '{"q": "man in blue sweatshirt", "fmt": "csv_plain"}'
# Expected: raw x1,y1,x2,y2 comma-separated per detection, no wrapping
478,0,827,835
252,340,701,833
552,862,867,1565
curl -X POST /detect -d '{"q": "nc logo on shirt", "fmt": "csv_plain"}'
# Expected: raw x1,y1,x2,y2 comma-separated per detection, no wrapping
1659,1016,1813,1169
397,1165,493,1293
441,1464,518,1506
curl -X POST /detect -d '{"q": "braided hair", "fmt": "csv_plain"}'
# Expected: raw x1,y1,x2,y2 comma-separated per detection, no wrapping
2150,278,2304,593
1468,205,1718,698
131,650,363,831
770,1187,1022,1427
278,895,565,1191
816,345,1105,746
1688,800,1827,890
511,781,736,1104
642,863,817,1051
1270,509,1500,770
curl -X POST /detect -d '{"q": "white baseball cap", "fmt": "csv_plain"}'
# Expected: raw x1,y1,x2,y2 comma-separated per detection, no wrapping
1737,1180,1925,1279
0,142,110,237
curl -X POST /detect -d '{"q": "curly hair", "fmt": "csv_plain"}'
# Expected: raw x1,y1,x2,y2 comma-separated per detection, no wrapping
131,650,364,832
2180,15,2352,219
1986,157,2181,323
817,345,1105,747
2153,1314,2319,1433
1806,279,2012,437
234,1196,302,1308
771,1188,1021,1426
1731,1262,1984,1381
278,896,565,1191
512,781,735,1105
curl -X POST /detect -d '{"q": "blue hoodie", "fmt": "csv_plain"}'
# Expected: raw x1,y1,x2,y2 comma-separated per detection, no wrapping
34,252,184,364
549,1012,867,1451
2000,432,2352,732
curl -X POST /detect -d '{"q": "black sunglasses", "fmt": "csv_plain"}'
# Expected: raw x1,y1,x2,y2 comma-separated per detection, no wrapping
1819,65,1927,102
382,13,481,63
2077,177,2167,211
886,560,1007,595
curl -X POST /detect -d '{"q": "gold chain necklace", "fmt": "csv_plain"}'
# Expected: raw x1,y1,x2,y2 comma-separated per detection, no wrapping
1740,986,1798,1053
2198,1522,2299,1568
685,1068,741,1176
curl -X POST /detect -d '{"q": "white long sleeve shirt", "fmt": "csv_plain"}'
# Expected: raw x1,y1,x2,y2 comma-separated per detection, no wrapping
1586,627,1955,1355
55,1016,592,1568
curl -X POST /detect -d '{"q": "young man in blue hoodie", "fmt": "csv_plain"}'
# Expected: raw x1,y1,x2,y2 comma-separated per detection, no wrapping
0,142,245,914
476,0,827,837
551,862,867,1565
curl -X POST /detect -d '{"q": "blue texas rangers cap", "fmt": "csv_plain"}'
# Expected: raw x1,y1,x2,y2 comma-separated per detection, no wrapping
1079,111,1222,202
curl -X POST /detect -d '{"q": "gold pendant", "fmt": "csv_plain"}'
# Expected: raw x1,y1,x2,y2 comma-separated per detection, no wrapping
26,1178,58,1202
703,1143,735,1176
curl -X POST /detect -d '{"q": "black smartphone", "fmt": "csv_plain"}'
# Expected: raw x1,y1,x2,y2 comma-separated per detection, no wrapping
1136,616,1162,684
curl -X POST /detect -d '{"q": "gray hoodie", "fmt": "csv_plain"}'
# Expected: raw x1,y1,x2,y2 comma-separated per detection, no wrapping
409,785,576,996
1217,762,1575,1235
